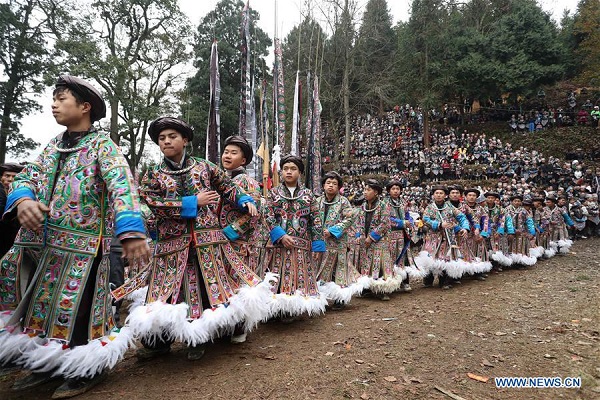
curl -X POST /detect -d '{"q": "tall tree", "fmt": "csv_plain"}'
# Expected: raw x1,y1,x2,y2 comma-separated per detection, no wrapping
182,0,271,155
489,0,564,100
572,0,600,88
354,0,396,114
319,0,360,162
0,0,52,163
282,16,326,151
51,0,191,170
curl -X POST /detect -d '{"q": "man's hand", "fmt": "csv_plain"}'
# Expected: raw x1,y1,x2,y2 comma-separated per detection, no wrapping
365,236,373,248
441,221,452,229
459,229,468,238
323,229,332,239
17,199,49,230
243,202,258,217
280,234,295,249
197,190,220,206
122,238,151,264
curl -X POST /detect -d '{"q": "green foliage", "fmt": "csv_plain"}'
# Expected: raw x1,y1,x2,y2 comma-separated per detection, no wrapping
50,0,192,169
0,0,49,163
182,0,271,155
354,0,396,114
572,0,600,87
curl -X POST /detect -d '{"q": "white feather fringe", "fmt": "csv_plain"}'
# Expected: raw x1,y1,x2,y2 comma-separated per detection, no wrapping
557,239,573,254
318,276,370,304
3,327,134,379
269,291,328,318
413,251,490,279
529,246,545,259
0,329,44,366
544,247,556,258
126,286,149,311
366,276,402,294
509,253,537,266
491,251,513,266
126,273,277,347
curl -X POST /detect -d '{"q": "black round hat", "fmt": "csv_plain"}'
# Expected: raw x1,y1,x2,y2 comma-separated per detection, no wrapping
224,135,253,166
148,117,194,144
55,75,106,122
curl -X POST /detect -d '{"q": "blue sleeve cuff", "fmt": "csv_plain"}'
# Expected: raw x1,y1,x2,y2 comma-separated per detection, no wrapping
223,225,240,241
328,225,343,239
181,195,197,219
237,195,255,211
369,231,382,242
390,217,404,228
453,225,461,233
355,232,361,238
312,240,326,252
115,211,146,236
456,213,470,230
5,187,36,212
498,227,505,235
526,218,536,235
431,220,440,231
270,226,286,243
480,230,489,238
562,213,574,226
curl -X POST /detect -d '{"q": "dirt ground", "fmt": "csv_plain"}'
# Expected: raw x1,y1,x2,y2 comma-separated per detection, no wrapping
2,238,599,400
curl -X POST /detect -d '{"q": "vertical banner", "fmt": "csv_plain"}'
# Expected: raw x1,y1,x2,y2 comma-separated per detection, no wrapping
291,70,301,155
205,40,221,164
306,76,323,195
239,1,251,139
273,38,286,153
257,79,271,196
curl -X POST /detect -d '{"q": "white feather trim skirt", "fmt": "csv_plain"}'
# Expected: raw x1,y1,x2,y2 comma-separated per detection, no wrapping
125,273,277,347
318,276,370,304
0,327,134,379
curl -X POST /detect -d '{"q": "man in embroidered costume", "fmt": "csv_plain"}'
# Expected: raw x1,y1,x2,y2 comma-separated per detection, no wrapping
483,191,513,270
264,154,327,321
219,135,268,279
461,188,493,280
504,194,537,266
542,194,574,254
418,185,470,290
523,197,545,259
355,179,398,300
0,162,25,258
387,180,422,293
0,75,151,398
218,135,269,343
114,117,274,361
315,171,364,309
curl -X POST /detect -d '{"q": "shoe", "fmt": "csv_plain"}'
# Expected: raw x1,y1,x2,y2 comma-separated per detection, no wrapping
230,333,247,344
51,371,108,399
476,275,486,281
452,280,462,285
12,371,58,391
401,283,412,292
423,283,433,288
496,267,503,272
136,346,171,360
331,301,345,310
187,343,206,361
380,294,391,301
442,285,452,290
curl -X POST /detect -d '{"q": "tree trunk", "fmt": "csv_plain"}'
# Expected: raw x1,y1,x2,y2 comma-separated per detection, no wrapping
110,100,119,145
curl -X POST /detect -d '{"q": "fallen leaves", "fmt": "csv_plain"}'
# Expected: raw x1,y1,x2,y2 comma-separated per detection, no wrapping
383,376,397,382
467,373,489,383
